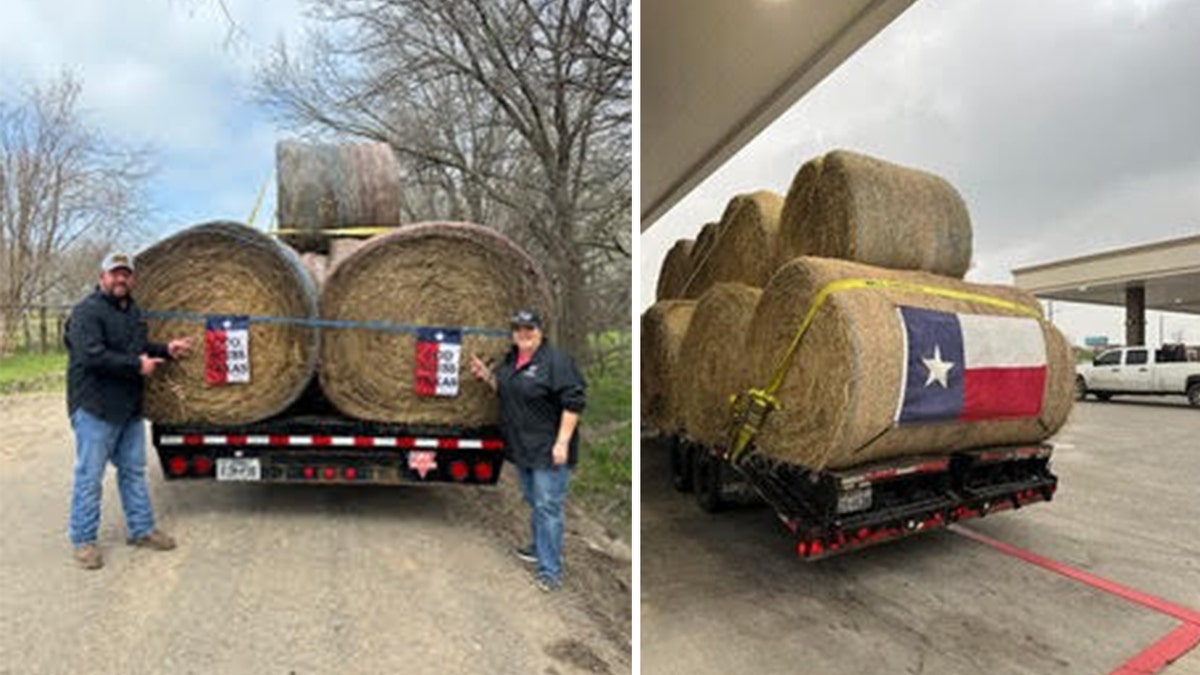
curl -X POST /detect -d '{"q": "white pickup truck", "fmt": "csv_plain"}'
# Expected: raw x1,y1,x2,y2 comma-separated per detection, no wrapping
1075,345,1200,407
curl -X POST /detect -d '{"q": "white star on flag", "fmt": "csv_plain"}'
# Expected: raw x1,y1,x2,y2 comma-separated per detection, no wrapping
922,344,955,388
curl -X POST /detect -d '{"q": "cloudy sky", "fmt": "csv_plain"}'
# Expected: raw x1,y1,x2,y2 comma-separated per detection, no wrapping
641,0,1200,346
1,0,310,240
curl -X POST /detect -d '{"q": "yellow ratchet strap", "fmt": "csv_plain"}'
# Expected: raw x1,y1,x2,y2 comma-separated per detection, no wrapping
269,226,398,237
726,277,1044,462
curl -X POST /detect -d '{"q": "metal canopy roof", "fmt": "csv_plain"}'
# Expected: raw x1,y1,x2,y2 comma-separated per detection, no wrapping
640,0,918,230
1012,235,1200,315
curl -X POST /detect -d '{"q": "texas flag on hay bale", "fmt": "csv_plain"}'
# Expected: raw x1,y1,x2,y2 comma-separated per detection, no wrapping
204,316,251,385
894,306,1047,425
414,327,462,397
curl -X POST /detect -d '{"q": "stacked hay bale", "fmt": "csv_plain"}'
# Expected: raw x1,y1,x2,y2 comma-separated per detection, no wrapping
640,300,696,432
747,257,1073,469
678,191,784,299
655,240,694,301
136,222,319,425
319,222,552,426
674,283,762,446
778,150,972,277
276,141,403,254
643,148,1073,468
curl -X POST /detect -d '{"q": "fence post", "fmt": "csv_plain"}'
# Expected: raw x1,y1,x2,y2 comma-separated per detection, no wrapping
39,306,48,353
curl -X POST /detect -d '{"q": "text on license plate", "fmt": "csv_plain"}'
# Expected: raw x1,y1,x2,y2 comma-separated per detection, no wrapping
216,457,261,481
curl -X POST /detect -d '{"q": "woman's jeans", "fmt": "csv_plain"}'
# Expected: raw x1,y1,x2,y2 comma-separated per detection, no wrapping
68,408,156,546
516,465,571,582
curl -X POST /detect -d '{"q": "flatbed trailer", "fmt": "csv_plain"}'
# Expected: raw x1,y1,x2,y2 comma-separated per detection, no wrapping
666,436,1057,560
152,414,506,487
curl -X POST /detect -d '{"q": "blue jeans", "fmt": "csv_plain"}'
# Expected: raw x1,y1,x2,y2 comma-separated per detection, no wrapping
516,465,571,583
68,409,156,546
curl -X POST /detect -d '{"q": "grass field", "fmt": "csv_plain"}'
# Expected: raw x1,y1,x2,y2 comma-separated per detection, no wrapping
574,331,633,539
0,350,67,394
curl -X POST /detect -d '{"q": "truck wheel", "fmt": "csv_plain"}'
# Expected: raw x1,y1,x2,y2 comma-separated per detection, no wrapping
693,447,725,513
1188,384,1200,408
669,438,694,493
1074,377,1087,401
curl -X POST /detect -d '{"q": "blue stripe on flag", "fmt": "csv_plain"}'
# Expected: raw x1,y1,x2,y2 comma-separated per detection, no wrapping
898,307,966,425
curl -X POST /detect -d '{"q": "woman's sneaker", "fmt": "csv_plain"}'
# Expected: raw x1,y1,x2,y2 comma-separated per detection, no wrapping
534,575,561,592
513,545,537,564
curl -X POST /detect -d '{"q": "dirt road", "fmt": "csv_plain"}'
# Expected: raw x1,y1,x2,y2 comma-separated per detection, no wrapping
0,393,630,675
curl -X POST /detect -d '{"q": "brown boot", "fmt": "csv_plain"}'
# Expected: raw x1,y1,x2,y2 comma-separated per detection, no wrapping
73,543,103,570
127,529,176,551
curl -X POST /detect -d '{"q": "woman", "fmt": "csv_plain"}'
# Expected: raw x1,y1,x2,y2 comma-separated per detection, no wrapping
470,309,586,591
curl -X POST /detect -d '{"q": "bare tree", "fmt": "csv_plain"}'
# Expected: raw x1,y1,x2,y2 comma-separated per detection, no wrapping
256,0,631,357
0,73,152,353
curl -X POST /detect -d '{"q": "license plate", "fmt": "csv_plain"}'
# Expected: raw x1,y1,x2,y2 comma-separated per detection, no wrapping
216,457,261,481
837,486,872,514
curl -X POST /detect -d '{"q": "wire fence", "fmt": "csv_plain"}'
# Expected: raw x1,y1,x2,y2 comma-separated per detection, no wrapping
0,305,73,355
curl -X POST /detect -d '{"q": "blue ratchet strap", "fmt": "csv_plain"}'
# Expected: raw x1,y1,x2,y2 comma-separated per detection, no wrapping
143,310,510,338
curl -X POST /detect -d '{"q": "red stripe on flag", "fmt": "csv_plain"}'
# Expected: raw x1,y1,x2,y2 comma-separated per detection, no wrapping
961,366,1046,421
413,341,439,397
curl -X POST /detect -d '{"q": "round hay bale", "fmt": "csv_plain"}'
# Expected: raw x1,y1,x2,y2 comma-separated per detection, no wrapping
319,222,552,426
775,156,824,266
136,221,320,425
747,256,1073,469
276,141,403,253
676,283,763,446
299,252,329,289
798,150,973,278
640,300,696,432
682,191,784,297
655,239,694,301
682,221,722,298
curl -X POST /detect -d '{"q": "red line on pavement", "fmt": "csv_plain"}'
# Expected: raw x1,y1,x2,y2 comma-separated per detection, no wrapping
1111,623,1200,675
950,525,1200,675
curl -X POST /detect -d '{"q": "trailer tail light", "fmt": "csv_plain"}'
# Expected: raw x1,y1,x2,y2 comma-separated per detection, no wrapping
303,466,316,480
323,467,336,480
344,467,358,481
192,456,213,476
167,456,188,476
473,462,494,482
449,461,469,482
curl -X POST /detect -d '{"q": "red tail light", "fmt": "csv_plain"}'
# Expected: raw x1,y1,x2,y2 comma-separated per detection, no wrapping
473,462,494,482
323,467,336,480
449,461,469,482
344,467,358,480
167,456,188,476
303,466,316,480
191,456,213,475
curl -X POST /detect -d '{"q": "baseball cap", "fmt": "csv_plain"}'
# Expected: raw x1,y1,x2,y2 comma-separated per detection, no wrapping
101,252,135,274
510,309,542,329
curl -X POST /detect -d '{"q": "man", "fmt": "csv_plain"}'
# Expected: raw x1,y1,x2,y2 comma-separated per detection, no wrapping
64,252,193,570
469,309,586,591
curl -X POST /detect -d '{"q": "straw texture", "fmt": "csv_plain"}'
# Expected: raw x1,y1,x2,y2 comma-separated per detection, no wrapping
793,150,973,278
676,283,763,446
319,222,551,425
135,221,320,425
640,300,696,431
747,257,1073,469
276,141,403,253
682,192,783,297
655,239,694,301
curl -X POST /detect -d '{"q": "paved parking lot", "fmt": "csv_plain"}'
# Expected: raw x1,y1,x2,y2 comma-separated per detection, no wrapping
641,397,1200,674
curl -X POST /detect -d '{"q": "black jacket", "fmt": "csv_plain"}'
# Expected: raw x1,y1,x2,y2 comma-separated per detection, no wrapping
65,288,170,423
494,341,587,469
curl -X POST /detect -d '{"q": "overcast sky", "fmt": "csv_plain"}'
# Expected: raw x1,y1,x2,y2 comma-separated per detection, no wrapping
641,0,1200,347
1,0,309,241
